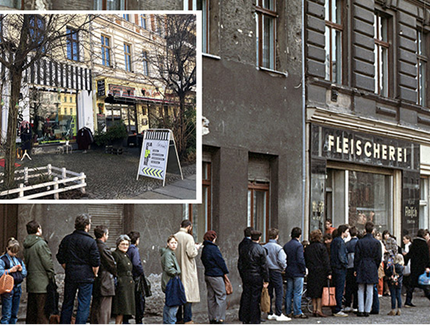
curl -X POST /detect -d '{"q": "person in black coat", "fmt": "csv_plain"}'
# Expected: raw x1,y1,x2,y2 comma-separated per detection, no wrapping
90,225,117,324
238,226,253,322
354,222,382,317
201,230,229,324
404,229,430,307
56,214,100,324
238,230,269,324
304,229,331,317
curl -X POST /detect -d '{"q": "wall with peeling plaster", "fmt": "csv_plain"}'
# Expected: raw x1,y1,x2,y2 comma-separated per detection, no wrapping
202,0,304,308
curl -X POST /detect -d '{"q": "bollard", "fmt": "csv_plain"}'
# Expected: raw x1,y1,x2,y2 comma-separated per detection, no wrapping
80,173,86,194
62,168,66,179
54,177,59,200
24,167,28,184
19,183,24,198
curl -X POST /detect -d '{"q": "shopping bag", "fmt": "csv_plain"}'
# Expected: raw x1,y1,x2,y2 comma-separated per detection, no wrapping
223,274,233,295
165,276,187,307
418,271,430,286
322,281,336,307
0,271,14,295
261,287,270,313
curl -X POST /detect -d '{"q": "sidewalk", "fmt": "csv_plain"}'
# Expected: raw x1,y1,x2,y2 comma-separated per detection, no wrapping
132,174,196,200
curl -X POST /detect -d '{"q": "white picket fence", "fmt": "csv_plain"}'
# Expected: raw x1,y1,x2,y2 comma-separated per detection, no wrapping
0,164,86,200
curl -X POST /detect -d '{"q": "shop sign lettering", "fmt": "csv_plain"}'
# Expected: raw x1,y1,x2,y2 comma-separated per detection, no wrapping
327,135,408,163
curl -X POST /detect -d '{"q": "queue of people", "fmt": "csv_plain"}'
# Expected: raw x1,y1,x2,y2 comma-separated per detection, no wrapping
2,214,430,324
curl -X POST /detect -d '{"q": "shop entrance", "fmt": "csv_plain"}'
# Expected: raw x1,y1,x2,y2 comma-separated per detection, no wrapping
105,103,138,134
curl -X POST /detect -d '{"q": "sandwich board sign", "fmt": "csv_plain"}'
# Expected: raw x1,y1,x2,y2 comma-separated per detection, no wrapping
137,129,183,186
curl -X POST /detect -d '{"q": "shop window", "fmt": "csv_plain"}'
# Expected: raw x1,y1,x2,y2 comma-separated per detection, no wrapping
374,11,390,97
326,168,393,234
140,14,147,30
30,90,77,144
418,30,427,107
256,0,277,70
420,177,429,230
101,35,111,67
124,43,132,72
325,0,343,84
186,162,211,243
66,27,79,62
142,51,149,76
94,0,125,10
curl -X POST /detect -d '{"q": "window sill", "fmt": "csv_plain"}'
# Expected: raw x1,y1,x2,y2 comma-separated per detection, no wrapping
202,53,221,60
258,66,288,77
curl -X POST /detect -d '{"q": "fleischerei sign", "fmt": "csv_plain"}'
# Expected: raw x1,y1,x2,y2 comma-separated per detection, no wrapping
311,124,419,170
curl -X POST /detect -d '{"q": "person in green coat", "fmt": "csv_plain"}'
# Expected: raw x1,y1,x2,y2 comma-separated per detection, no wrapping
160,235,181,324
23,220,55,324
112,235,135,324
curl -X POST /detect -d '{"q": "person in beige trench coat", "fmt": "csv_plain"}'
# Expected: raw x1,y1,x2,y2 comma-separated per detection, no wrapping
174,220,202,324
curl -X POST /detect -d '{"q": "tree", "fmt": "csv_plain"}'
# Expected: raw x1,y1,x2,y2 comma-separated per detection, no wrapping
0,14,95,189
140,14,197,160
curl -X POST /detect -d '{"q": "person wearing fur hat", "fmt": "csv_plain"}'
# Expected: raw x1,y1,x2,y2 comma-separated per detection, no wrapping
201,231,229,324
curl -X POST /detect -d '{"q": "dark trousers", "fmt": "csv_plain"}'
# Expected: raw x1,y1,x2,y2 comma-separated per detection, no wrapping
26,293,49,324
239,276,263,324
123,290,145,324
389,285,402,309
60,282,93,324
344,268,358,309
268,270,283,316
332,268,347,313
176,302,192,323
405,279,430,305
371,284,379,313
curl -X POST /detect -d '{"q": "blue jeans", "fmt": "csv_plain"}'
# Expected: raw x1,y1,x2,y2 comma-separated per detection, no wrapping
371,283,379,313
332,268,347,313
268,270,283,316
284,277,304,316
176,302,192,323
1,286,22,324
389,285,402,309
60,282,93,324
163,305,179,324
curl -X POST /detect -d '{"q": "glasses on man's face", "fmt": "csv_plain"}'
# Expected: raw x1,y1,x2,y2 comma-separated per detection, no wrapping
119,242,129,246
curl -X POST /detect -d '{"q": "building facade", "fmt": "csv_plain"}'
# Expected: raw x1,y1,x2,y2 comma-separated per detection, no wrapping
22,0,183,10
305,0,430,240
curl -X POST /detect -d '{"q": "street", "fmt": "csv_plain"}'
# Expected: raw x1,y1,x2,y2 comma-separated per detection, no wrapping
5,147,196,200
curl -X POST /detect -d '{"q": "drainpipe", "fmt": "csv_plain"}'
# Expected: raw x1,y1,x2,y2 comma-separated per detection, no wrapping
301,0,306,235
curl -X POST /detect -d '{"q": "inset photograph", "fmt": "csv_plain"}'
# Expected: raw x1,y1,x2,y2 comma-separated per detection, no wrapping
0,12,199,201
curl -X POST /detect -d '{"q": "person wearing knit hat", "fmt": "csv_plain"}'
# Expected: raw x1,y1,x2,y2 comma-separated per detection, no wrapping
201,231,229,324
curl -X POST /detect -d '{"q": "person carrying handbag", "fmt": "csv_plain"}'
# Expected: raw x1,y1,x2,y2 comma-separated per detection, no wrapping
160,235,182,324
0,238,27,324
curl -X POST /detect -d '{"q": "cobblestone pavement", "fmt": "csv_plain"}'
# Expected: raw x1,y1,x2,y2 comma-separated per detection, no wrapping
8,147,196,200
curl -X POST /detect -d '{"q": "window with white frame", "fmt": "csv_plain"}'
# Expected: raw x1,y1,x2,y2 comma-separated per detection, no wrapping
325,0,343,83
140,14,147,30
101,35,111,67
418,29,427,107
0,0,21,9
374,11,390,97
142,51,149,76
66,27,79,62
124,43,132,71
256,0,277,70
